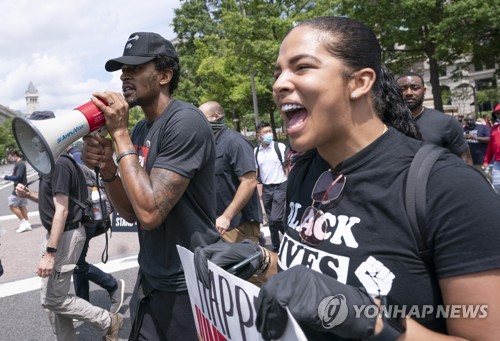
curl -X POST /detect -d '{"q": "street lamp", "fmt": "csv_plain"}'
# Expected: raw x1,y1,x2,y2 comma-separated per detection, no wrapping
456,82,478,115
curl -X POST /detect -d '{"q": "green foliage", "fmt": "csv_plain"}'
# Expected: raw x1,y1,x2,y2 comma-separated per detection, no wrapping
128,106,144,131
0,118,17,158
440,87,452,106
172,0,498,120
476,88,500,107
334,0,499,111
173,0,316,134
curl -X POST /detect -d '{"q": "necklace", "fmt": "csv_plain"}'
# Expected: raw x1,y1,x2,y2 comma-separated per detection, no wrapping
413,107,425,119
382,124,388,134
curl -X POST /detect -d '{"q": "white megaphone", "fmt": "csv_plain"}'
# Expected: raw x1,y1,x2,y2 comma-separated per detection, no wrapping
12,100,106,176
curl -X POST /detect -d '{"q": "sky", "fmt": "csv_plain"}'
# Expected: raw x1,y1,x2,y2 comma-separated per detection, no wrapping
0,0,181,116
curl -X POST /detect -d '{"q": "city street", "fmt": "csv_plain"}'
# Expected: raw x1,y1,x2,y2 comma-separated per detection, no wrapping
0,163,271,340
0,162,140,339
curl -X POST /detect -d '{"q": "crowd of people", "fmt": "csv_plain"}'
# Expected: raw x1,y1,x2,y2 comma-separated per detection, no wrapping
4,15,500,341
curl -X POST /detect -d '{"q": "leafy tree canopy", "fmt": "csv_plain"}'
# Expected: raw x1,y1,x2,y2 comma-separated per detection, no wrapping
172,0,498,127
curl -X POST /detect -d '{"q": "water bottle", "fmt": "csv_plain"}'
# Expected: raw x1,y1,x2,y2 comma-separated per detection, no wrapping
91,186,103,221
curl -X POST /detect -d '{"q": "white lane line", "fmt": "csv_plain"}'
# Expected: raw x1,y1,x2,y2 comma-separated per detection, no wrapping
0,211,40,221
0,226,271,297
0,255,138,298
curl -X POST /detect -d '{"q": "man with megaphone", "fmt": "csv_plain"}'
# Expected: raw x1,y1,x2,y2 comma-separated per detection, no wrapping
82,32,219,341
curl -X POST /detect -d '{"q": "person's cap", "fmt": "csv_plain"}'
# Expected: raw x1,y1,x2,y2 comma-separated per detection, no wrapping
29,111,55,120
105,32,178,72
493,104,500,114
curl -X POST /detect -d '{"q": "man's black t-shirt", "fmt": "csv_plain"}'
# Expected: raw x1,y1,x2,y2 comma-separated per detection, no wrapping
131,100,220,292
280,128,500,338
215,127,262,227
38,153,83,230
416,108,468,156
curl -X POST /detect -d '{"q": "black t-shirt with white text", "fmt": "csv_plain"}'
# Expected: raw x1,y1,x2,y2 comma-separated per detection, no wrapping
280,128,500,338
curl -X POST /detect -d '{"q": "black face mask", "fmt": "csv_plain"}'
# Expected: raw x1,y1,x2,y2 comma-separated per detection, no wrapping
465,121,475,129
209,116,226,133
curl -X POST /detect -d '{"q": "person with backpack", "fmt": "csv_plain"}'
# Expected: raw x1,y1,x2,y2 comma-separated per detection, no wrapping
67,145,125,314
254,121,288,252
15,111,123,341
195,16,500,340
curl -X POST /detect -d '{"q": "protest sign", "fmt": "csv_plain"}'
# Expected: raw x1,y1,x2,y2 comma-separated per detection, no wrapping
111,211,137,232
177,246,306,341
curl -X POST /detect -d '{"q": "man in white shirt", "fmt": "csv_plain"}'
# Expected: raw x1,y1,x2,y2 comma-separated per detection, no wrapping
254,122,287,252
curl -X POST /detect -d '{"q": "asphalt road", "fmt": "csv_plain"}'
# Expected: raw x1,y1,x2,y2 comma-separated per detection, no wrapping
0,162,143,340
0,162,271,340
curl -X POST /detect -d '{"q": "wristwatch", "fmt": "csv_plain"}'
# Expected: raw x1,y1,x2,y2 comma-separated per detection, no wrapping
370,296,406,341
46,246,57,254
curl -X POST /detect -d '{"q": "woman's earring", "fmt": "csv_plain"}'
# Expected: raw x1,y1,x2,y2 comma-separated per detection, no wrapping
351,92,357,99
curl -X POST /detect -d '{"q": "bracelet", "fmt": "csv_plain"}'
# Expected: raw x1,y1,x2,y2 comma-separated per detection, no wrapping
256,246,272,276
116,149,138,164
101,167,119,182
46,246,57,254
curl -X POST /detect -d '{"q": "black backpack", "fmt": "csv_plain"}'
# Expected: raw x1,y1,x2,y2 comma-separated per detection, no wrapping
405,143,446,267
405,143,491,267
61,154,114,263
61,154,114,228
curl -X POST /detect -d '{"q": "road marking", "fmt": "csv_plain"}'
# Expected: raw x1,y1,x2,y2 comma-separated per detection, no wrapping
0,211,39,221
0,255,138,298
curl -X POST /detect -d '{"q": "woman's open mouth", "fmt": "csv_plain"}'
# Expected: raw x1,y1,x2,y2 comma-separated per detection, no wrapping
282,103,308,134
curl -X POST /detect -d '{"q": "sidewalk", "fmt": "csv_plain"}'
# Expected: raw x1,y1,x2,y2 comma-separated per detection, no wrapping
0,212,140,284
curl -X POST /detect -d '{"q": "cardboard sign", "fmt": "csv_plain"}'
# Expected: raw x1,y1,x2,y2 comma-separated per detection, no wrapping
177,246,306,341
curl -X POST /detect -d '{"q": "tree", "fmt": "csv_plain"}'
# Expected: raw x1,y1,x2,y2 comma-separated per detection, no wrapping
128,106,144,131
172,0,498,117
334,0,499,112
172,0,317,135
0,118,17,160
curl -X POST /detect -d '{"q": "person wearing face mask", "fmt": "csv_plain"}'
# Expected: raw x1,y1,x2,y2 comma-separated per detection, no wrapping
198,101,262,244
195,16,500,340
484,104,500,194
254,122,287,252
463,113,490,172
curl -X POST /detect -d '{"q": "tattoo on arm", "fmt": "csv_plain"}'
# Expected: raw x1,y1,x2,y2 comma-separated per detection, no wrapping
151,168,190,222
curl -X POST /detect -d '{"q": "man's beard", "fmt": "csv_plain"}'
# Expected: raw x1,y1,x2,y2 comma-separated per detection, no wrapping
127,97,138,109
406,96,424,111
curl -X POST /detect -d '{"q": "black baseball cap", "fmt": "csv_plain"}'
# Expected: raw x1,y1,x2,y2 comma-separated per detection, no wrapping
29,111,55,120
105,32,179,72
